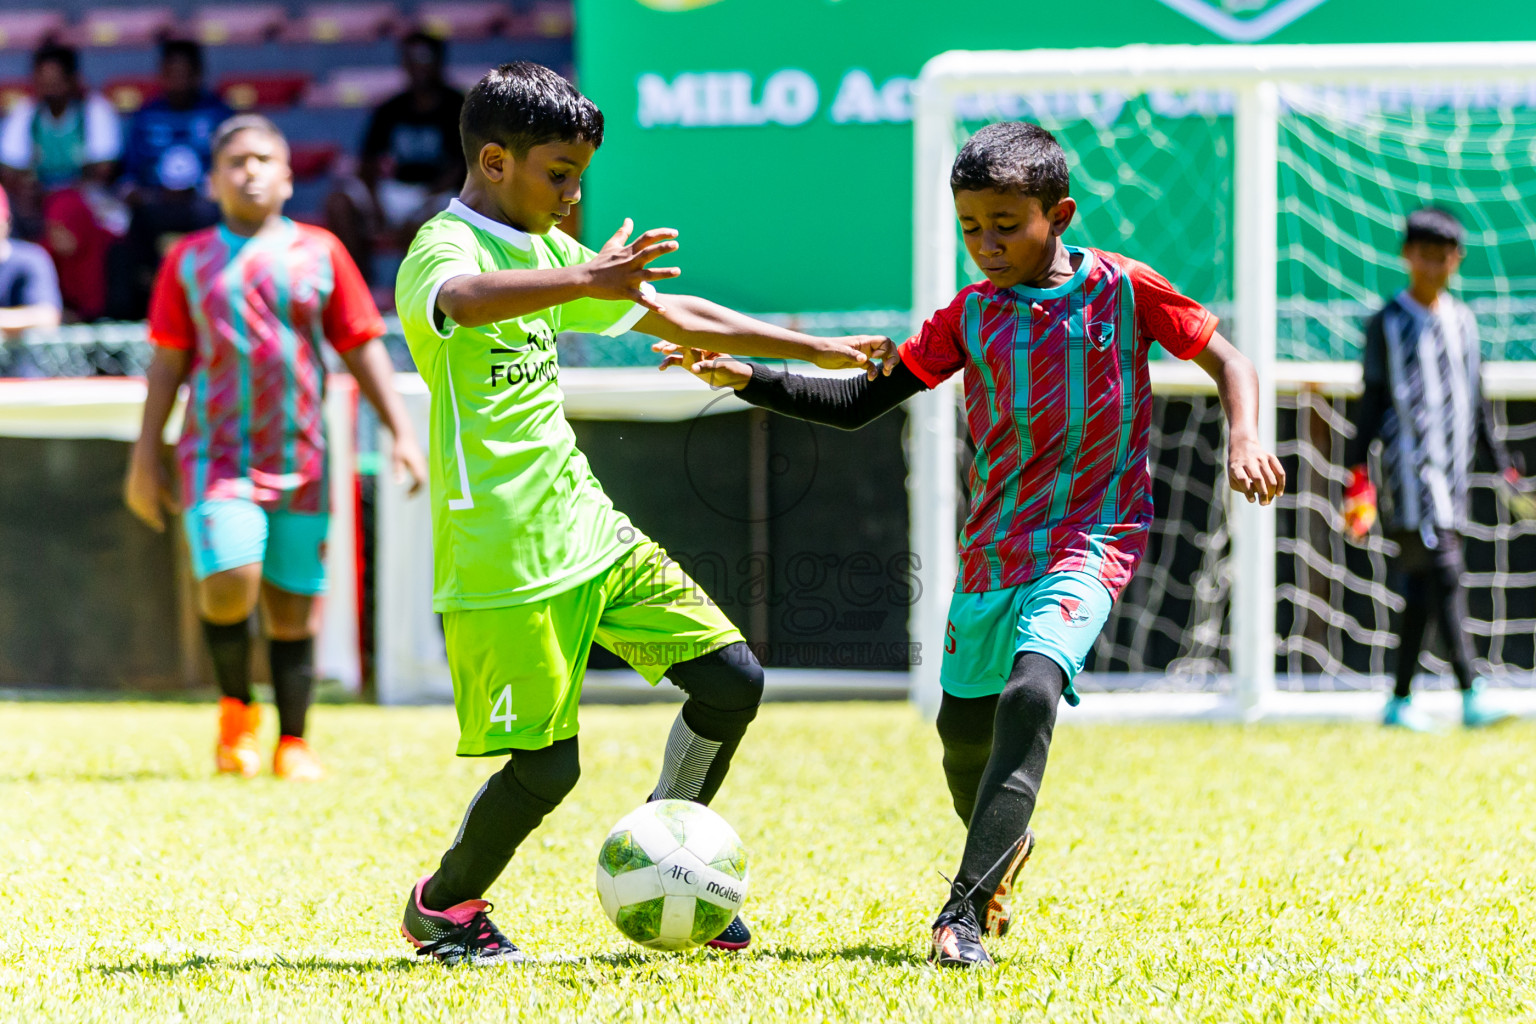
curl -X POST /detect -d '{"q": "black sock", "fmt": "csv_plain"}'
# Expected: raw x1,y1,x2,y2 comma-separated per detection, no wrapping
936,692,998,825
950,653,1063,920
269,637,315,739
202,619,252,703
424,737,582,910
651,643,764,805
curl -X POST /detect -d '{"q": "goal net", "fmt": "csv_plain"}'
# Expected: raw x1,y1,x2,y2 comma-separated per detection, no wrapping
912,43,1536,713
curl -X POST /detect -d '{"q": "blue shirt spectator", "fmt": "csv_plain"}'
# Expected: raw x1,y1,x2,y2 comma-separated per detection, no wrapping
122,40,232,192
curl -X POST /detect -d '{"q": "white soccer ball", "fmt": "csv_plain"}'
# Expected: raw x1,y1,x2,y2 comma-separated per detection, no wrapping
594,799,749,951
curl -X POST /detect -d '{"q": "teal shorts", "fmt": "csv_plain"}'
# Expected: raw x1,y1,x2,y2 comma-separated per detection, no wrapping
183,499,330,596
939,571,1115,705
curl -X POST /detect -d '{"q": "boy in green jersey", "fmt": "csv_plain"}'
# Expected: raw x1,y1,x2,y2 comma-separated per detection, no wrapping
396,62,892,965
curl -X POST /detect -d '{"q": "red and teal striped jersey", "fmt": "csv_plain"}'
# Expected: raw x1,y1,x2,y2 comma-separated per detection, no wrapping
148,219,383,513
899,247,1217,599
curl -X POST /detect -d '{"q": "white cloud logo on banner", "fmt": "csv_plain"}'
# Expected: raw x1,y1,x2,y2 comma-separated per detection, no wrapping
1154,0,1330,42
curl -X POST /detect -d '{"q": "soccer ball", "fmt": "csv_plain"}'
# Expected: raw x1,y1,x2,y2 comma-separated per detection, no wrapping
595,799,749,951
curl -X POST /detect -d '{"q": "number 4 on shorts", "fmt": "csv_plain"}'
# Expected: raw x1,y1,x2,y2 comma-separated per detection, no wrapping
490,685,518,731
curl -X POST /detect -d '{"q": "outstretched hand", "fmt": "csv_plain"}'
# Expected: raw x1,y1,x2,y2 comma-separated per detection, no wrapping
653,341,753,390
809,335,898,379
585,218,682,314
1228,439,1285,506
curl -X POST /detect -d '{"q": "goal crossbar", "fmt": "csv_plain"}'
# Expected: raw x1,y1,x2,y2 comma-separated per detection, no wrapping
908,42,1536,719
919,42,1536,93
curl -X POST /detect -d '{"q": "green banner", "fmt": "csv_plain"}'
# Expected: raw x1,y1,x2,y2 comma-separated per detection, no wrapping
576,0,1536,325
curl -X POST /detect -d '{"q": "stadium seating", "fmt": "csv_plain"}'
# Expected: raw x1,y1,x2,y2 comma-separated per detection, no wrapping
416,2,510,41
76,7,176,49
217,72,312,110
281,3,404,44
305,66,405,109
103,74,162,113
288,141,341,180
191,5,287,47
0,2,575,52
521,0,574,39
0,11,67,52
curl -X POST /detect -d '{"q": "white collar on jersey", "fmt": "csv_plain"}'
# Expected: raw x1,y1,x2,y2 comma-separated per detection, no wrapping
1397,288,1453,319
447,198,532,250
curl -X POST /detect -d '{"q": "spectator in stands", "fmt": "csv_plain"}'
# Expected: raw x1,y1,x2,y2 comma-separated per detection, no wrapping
107,39,229,320
325,31,465,286
0,44,121,196
0,182,62,339
122,40,231,198
0,44,125,322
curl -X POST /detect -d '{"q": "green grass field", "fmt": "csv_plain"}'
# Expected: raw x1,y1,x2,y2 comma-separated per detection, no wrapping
3,701,1534,1022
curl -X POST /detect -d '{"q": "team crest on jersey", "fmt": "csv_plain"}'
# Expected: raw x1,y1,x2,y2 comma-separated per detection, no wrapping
1152,0,1328,42
1059,598,1092,626
1092,321,1116,351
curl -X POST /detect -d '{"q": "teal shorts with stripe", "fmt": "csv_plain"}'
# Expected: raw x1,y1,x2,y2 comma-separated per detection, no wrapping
939,571,1115,705
183,498,330,595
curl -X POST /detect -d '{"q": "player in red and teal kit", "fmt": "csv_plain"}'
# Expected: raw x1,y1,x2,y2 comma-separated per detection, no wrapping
127,114,426,780
659,122,1286,967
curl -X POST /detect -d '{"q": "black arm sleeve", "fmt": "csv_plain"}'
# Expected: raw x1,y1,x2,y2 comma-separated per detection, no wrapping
736,361,927,431
1344,311,1390,468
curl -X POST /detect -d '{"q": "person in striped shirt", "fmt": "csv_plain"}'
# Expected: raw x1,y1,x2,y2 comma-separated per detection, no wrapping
125,114,426,780
659,121,1285,968
1342,207,1532,731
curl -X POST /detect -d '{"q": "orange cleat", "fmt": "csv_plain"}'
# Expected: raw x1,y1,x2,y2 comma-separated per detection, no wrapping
274,736,325,781
216,697,262,778
982,829,1035,939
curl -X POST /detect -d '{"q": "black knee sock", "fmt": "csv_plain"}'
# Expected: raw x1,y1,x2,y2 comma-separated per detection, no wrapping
202,618,252,704
949,653,1064,921
651,642,764,805
268,637,315,739
424,737,581,910
936,692,998,825
1393,571,1429,700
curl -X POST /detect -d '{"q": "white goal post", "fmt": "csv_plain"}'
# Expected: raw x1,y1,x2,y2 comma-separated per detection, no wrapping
909,42,1536,718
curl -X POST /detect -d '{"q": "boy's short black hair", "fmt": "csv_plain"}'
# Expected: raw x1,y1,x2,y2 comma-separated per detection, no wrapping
401,29,447,65
209,113,288,163
160,38,204,73
33,43,78,77
1404,206,1464,249
460,61,604,167
951,121,1070,210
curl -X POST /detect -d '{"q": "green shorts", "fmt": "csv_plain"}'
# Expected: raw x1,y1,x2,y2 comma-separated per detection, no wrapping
444,538,745,756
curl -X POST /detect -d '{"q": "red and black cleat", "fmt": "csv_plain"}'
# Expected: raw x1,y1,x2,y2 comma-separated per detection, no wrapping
706,915,752,951
930,902,992,969
401,876,525,966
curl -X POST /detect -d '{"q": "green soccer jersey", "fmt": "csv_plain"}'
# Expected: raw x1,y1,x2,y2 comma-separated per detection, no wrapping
397,199,650,612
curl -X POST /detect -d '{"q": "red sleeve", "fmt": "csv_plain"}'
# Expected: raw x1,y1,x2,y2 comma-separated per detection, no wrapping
1121,257,1217,360
897,287,974,388
314,227,385,353
147,239,196,351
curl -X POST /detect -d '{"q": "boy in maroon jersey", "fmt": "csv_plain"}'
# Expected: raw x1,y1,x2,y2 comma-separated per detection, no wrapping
661,122,1285,966
126,115,426,779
